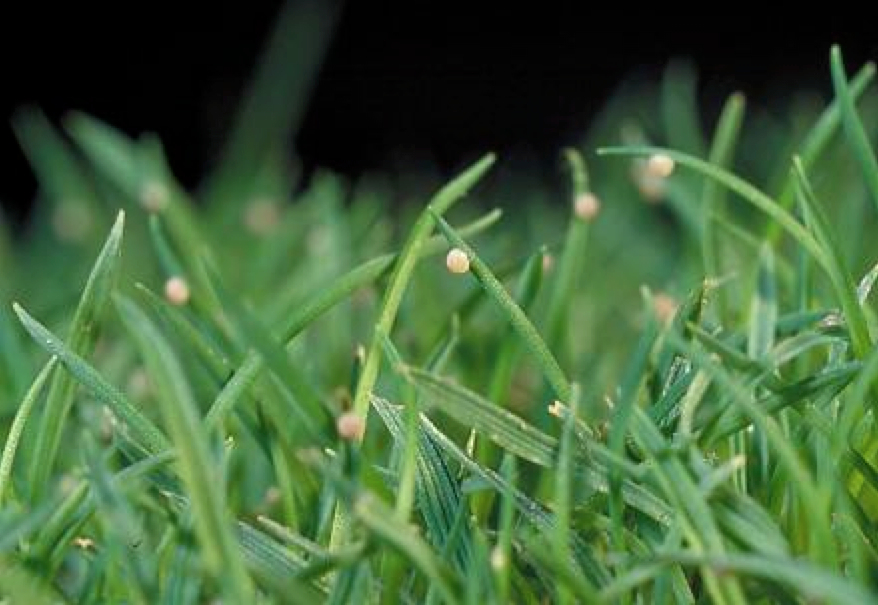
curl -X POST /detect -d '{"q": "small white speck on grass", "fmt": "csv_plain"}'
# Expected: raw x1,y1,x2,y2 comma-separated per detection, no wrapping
336,411,365,441
574,192,600,221
542,253,554,273
646,153,675,178
140,181,169,213
164,276,190,306
547,400,565,419
72,536,96,550
490,546,507,571
445,248,470,274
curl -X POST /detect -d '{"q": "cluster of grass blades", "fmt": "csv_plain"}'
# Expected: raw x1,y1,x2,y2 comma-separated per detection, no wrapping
3,3,878,600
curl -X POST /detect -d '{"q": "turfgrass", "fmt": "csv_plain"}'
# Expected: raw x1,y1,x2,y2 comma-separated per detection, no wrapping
2,7,878,603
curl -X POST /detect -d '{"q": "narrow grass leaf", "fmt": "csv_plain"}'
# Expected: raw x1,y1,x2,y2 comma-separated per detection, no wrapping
115,296,254,602
27,211,125,499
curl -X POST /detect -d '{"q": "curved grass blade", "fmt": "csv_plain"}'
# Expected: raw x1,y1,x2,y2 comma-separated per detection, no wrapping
0,357,57,505
429,210,571,402
12,303,171,456
26,211,125,499
597,146,829,271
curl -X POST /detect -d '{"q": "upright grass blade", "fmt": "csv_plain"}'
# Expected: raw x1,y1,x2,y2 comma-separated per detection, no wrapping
202,0,337,215
702,92,745,316
765,62,876,243
350,153,496,423
26,211,125,500
429,211,571,403
545,149,594,357
0,357,57,505
793,158,872,360
831,46,878,214
115,296,254,602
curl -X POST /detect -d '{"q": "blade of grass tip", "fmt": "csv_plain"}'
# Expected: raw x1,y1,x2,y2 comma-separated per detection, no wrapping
350,153,495,422
12,106,101,217
702,92,745,313
793,157,872,360
765,62,875,243
0,357,58,505
831,46,878,214
429,210,571,403
596,146,830,272
114,296,254,602
661,60,707,156
203,0,337,216
205,208,502,428
26,211,125,501
12,303,171,456
857,260,878,305
545,149,596,356
329,156,496,552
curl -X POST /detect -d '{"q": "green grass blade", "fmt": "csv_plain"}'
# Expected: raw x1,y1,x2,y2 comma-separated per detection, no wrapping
831,46,878,214
597,146,829,271
702,92,745,312
430,210,571,402
404,368,556,467
0,357,57,505
26,211,126,500
114,296,254,602
12,303,171,456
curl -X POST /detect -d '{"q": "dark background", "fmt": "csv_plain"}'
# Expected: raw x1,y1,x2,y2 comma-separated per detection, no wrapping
1,1,875,220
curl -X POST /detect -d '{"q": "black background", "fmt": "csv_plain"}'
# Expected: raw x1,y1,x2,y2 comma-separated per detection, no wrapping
1,1,875,220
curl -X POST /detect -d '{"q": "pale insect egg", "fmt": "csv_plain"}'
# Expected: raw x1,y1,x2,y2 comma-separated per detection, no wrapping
336,411,365,441
574,192,600,221
164,276,190,306
646,153,675,178
445,248,471,274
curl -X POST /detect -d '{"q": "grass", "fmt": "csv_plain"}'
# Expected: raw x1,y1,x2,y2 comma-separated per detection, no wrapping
2,7,878,601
